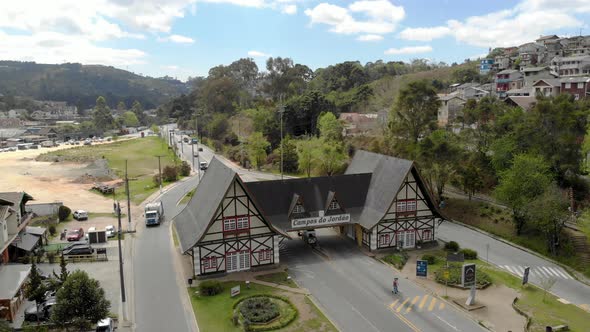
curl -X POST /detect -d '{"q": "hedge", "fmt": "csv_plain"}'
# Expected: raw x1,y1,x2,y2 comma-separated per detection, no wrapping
58,205,71,222
434,263,491,288
459,248,478,260
199,280,223,296
444,241,460,252
421,254,437,265
233,294,298,331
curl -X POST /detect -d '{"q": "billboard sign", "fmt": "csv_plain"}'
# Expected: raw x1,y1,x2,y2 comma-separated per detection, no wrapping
416,260,428,277
462,263,476,287
291,214,350,229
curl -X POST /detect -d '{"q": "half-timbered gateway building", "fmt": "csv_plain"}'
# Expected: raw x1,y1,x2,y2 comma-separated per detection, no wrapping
175,150,445,277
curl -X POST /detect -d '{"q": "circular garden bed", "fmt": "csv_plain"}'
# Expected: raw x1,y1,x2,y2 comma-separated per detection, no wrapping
434,263,492,289
233,295,298,331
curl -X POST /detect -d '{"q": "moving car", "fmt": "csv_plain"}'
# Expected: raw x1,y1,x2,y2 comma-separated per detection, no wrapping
105,225,116,238
24,298,57,321
62,243,93,256
73,210,88,221
199,161,208,170
66,228,85,241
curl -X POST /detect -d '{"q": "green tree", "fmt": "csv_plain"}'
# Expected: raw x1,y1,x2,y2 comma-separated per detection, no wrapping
24,259,47,323
455,155,484,200
418,130,461,201
247,132,270,170
284,90,335,136
280,136,298,173
206,113,229,140
150,124,160,134
121,111,139,127
389,80,440,157
316,140,347,176
116,101,127,112
297,137,321,177
524,184,569,255
318,112,343,141
51,270,110,330
494,154,552,235
131,100,147,125
92,96,114,132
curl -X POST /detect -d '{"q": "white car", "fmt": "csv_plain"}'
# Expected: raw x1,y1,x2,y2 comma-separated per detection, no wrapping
105,225,116,238
96,317,114,332
73,210,88,221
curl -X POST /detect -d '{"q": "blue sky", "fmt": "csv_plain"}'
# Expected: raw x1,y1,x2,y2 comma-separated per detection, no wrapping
1,0,589,80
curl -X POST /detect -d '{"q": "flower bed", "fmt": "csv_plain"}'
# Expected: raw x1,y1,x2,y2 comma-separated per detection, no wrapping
233,294,298,331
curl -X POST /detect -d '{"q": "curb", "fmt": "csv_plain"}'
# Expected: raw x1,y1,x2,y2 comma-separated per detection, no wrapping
444,219,590,287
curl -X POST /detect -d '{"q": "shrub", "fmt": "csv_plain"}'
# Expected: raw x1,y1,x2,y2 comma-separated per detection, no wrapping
444,241,460,252
58,205,71,222
232,312,239,326
460,248,478,260
178,161,191,177
162,165,178,182
383,252,409,270
234,295,299,332
239,297,280,323
48,225,57,236
434,263,491,287
153,174,162,187
46,251,57,264
421,254,437,265
198,280,223,296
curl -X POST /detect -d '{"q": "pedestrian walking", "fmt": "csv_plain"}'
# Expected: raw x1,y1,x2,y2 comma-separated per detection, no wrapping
392,277,399,294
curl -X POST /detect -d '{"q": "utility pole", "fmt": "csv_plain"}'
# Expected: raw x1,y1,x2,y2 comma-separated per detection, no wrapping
195,114,201,180
191,139,195,171
279,95,285,180
125,160,131,232
156,155,163,194
116,201,126,304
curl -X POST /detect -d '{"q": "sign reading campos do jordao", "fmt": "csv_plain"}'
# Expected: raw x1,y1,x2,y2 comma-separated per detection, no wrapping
291,214,351,229
462,263,476,287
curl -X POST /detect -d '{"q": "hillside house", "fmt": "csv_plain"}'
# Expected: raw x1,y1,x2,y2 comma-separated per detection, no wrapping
533,78,561,97
437,94,466,127
522,66,557,86
339,112,386,136
518,42,547,67
551,55,590,77
0,192,33,264
560,77,590,100
496,69,524,98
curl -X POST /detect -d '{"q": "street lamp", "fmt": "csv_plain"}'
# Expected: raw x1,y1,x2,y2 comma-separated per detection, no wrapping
278,98,285,180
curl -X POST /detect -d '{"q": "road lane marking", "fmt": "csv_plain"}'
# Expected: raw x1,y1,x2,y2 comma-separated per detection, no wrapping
428,298,437,311
406,296,420,313
535,267,549,277
387,303,421,332
434,313,460,331
351,305,380,332
541,267,557,277
390,299,399,309
418,295,429,310
553,267,571,279
439,302,445,310
397,298,410,313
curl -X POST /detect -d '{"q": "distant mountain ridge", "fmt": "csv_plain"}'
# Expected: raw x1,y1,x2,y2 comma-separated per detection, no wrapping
0,61,190,109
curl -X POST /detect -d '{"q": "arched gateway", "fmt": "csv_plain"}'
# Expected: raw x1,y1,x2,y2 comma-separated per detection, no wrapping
175,150,446,277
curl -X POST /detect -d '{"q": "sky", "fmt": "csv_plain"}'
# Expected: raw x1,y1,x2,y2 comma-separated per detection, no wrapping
0,0,589,81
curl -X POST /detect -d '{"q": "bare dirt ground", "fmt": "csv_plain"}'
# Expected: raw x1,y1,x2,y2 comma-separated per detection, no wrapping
0,144,119,213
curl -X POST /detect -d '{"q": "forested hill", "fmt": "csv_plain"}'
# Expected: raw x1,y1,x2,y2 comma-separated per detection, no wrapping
0,61,190,109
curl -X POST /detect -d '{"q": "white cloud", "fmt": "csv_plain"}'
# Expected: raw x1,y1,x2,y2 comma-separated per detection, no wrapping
399,0,585,47
398,26,451,41
305,1,405,35
200,0,265,8
282,4,297,15
357,34,384,41
384,45,432,55
0,30,146,66
248,50,271,57
167,34,195,43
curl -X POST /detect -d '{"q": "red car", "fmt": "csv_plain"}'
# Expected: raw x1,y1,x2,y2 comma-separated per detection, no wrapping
66,228,85,241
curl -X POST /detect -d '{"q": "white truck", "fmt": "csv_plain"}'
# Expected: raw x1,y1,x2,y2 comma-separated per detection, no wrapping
144,202,164,226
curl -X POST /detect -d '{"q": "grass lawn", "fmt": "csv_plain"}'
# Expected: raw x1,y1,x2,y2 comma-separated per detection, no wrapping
444,197,590,278
172,224,179,247
421,249,590,331
189,281,337,332
255,271,298,288
38,136,180,204
382,252,409,270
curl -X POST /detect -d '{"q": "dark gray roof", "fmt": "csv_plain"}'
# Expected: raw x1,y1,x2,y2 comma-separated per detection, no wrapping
0,264,31,299
346,150,415,228
25,226,47,236
0,192,33,206
244,173,372,231
175,157,237,253
10,233,39,251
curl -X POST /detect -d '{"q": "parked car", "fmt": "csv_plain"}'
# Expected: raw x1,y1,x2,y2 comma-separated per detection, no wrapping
183,137,189,143
24,298,57,321
73,210,88,221
105,225,116,238
199,161,208,170
62,243,93,256
66,228,85,241
62,241,88,251
96,317,114,332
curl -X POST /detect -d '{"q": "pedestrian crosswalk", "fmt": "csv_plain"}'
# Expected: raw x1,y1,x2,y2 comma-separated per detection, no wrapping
389,295,445,314
499,265,572,279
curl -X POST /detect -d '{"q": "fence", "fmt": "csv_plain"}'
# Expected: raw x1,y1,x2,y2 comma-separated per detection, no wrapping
26,202,63,216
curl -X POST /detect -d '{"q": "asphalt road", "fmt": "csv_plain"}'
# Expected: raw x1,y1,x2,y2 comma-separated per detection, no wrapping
438,221,590,311
282,229,485,332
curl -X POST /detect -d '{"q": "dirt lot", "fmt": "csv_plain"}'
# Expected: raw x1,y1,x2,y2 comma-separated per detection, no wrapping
0,143,122,213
